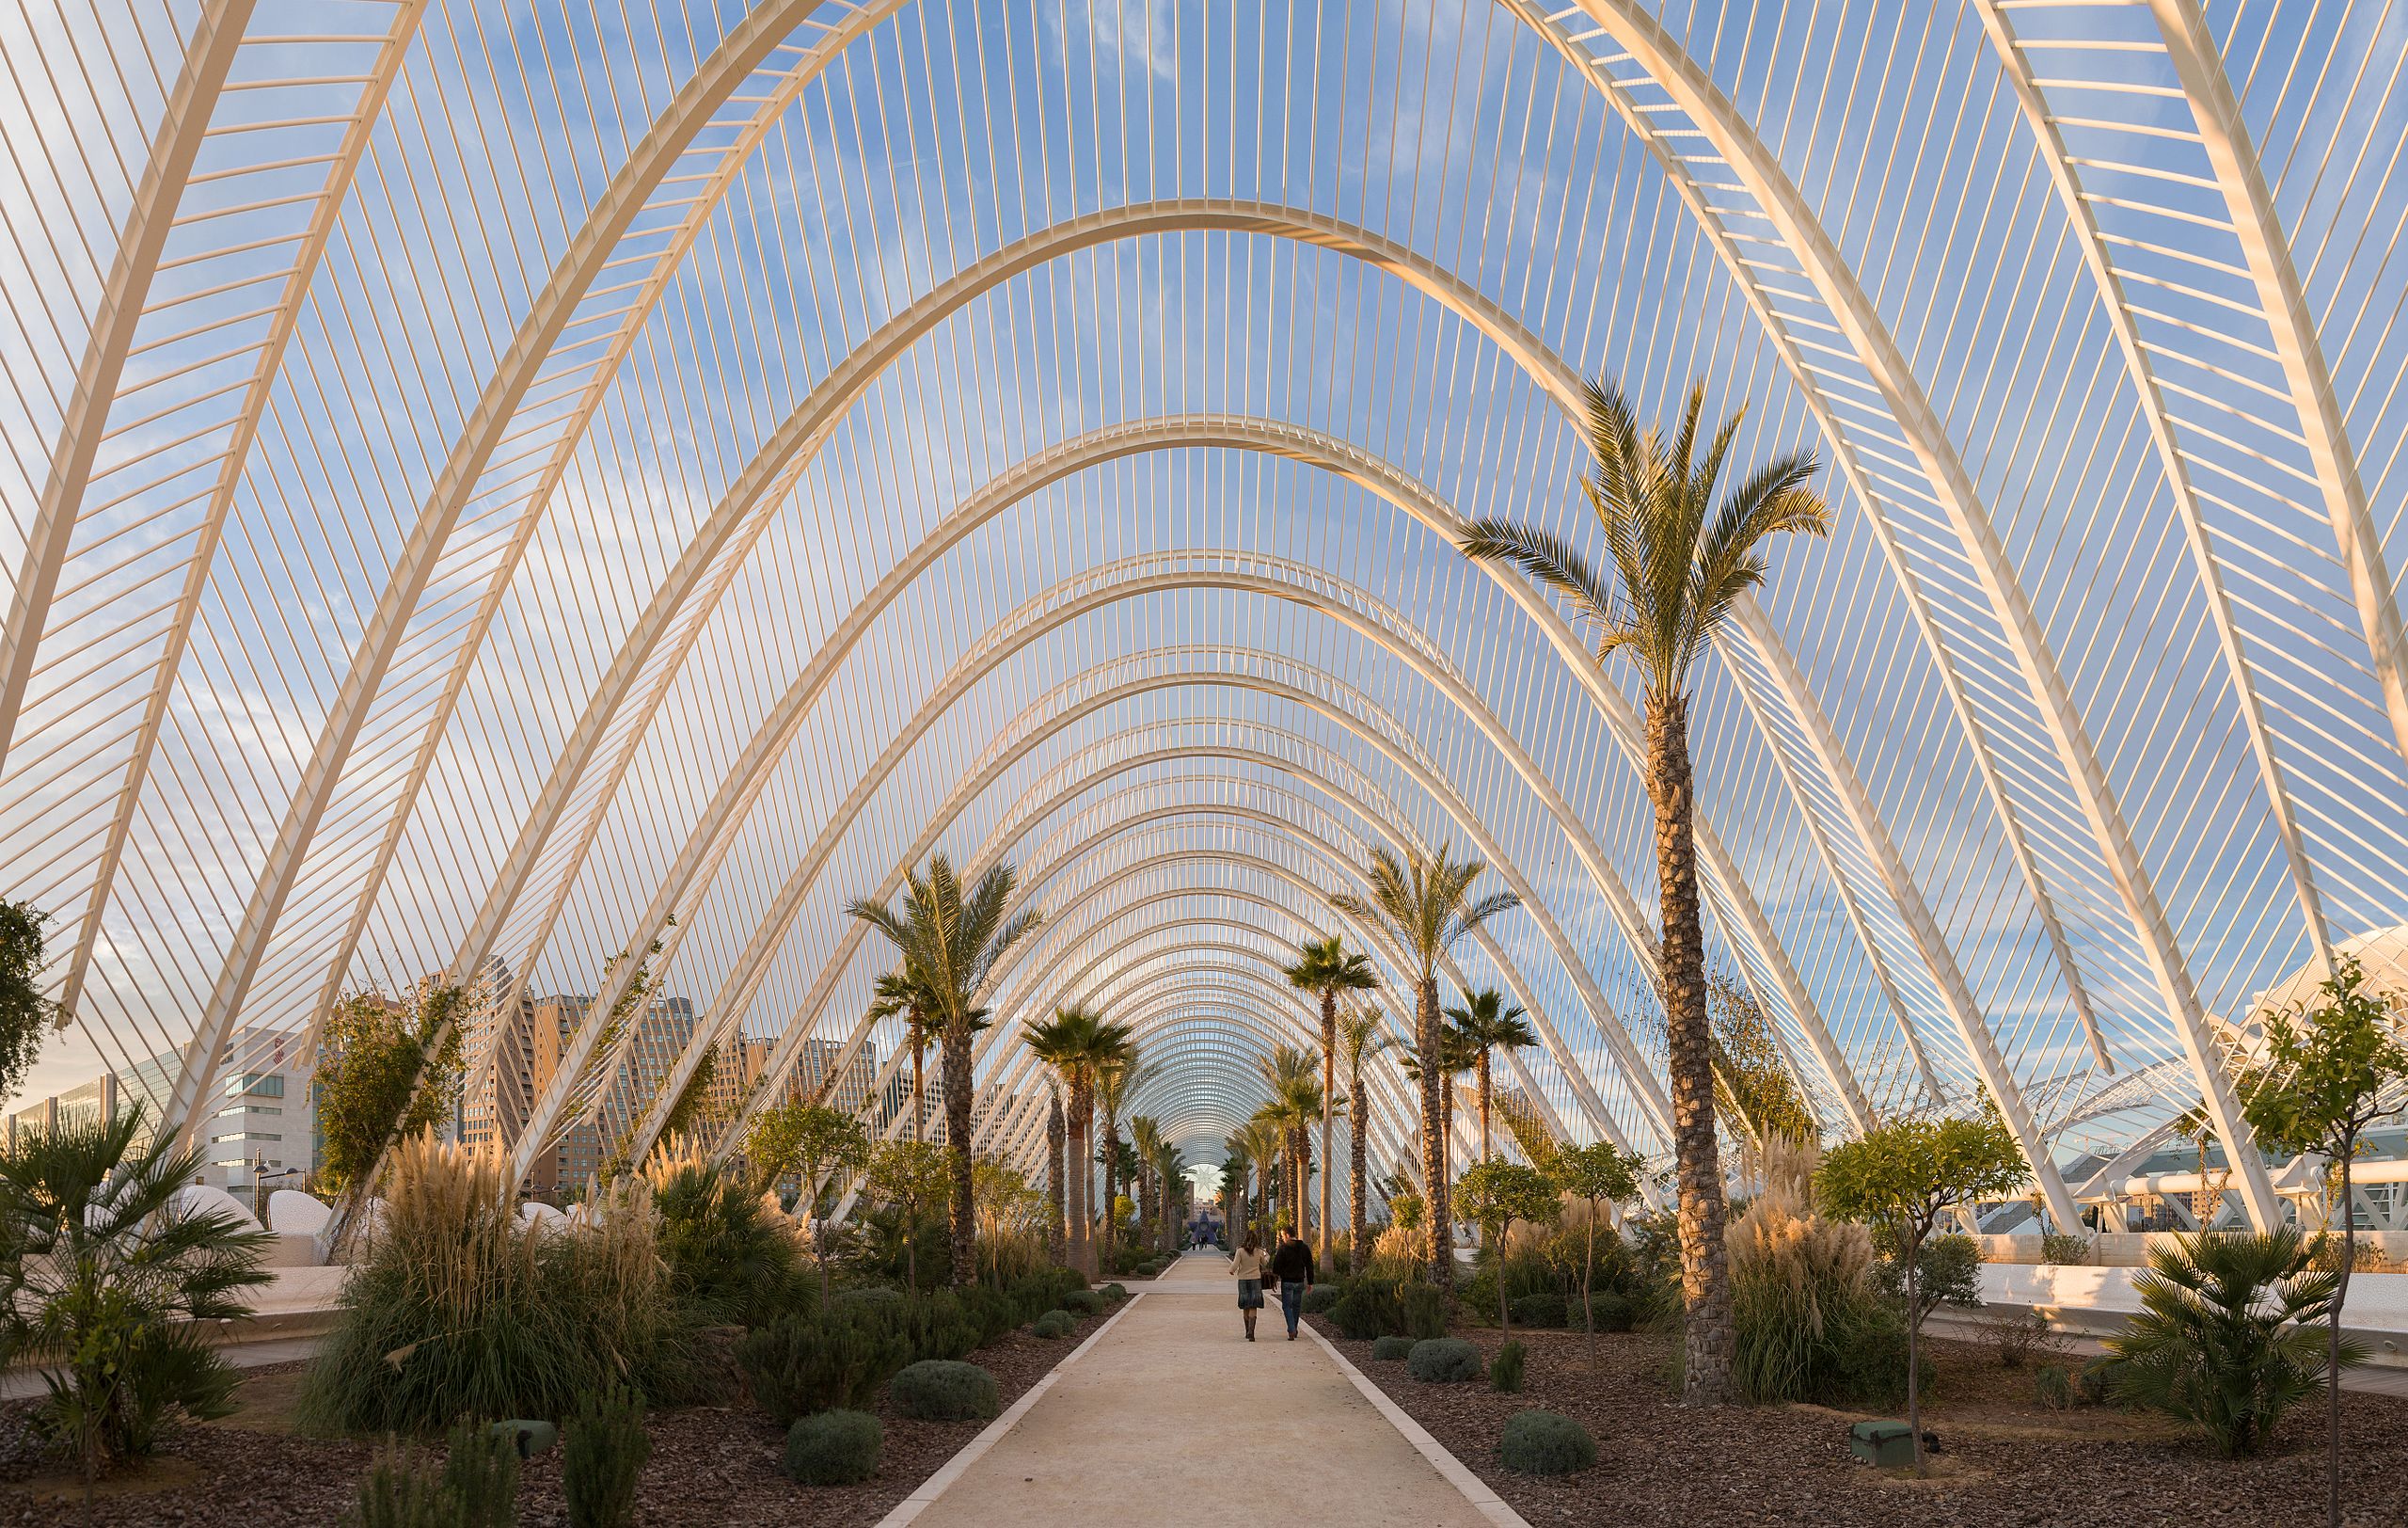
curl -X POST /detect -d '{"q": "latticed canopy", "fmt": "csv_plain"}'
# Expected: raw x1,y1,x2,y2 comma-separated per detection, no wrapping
4,0,2404,1226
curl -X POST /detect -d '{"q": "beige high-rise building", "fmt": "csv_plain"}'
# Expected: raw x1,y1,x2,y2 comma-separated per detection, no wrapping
523,992,697,1197
458,958,537,1155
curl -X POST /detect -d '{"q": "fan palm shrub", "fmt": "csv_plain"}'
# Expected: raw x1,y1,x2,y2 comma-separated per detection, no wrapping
849,856,1043,1286
1336,845,1519,1294
1285,935,1379,1256
0,1107,272,1493
1463,375,1830,1403
2105,1229,2355,1456
645,1146,802,1326
1445,989,1537,1162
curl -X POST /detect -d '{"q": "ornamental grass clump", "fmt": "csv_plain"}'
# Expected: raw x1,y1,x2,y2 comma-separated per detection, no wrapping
889,1360,1000,1422
302,1138,705,1434
1328,1278,1405,1341
784,1409,881,1487
1497,1409,1595,1476
1406,1338,1483,1384
562,1384,647,1528
1721,1143,1903,1408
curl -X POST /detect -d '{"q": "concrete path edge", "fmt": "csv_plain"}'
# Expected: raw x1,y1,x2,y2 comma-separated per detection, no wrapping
875,1290,1151,1528
1302,1322,1534,1528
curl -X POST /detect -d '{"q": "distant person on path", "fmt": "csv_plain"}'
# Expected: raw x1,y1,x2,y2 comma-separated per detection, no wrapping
1228,1232,1268,1340
1269,1224,1315,1341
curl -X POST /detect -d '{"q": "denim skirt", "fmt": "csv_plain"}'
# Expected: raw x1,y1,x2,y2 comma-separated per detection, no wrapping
1237,1278,1263,1310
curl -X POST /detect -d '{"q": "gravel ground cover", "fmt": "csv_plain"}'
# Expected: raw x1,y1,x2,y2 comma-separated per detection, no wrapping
0,1307,1110,1527
1313,1315,2408,1528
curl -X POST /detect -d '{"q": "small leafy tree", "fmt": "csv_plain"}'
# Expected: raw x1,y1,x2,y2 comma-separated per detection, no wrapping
314,982,465,1194
1815,1107,2025,1472
0,1107,273,1506
747,1101,868,1300
657,1043,720,1144
1554,1140,1644,1340
1454,1159,1560,1331
866,1139,951,1291
0,899,59,1103
2228,955,2405,1526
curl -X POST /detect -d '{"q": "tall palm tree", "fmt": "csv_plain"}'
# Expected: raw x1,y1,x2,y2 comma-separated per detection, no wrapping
1219,1137,1251,1248
1398,1024,1480,1203
1335,845,1519,1292
1462,375,1830,1405
1149,1139,1186,1250
1044,1081,1066,1263
1255,1045,1323,1241
866,968,939,1142
850,856,1043,1286
1285,935,1380,1259
1236,1116,1285,1245
1093,1052,1154,1262
1022,1006,1133,1278
1446,988,1539,1162
1336,1003,1393,1269
1130,1116,1164,1249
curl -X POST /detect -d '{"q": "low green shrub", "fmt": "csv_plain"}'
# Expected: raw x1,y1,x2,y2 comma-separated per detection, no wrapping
1062,1289,1103,1314
1329,1280,1405,1341
784,1409,881,1487
2078,1354,2128,1407
1491,1341,1527,1393
2039,1232,2094,1266
349,1420,519,1528
1582,1291,1633,1333
890,1361,1000,1422
1370,1335,1416,1361
1509,1293,1567,1329
1401,1282,1448,1341
832,1285,905,1311
1498,1409,1594,1476
737,1304,908,1425
562,1384,646,1528
1100,1282,1128,1302
1033,1310,1074,1339
1407,1338,1483,1384
650,1154,802,1328
1303,1285,1341,1314
2035,1365,2073,1411
897,1291,980,1364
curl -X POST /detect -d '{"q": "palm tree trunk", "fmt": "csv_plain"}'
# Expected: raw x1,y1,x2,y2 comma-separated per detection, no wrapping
1350,1056,1370,1270
911,1031,926,1144
1046,1090,1066,1265
1418,974,1451,1291
1651,689,1732,1405
1321,990,1337,1261
943,1021,976,1287
1478,1050,1493,1161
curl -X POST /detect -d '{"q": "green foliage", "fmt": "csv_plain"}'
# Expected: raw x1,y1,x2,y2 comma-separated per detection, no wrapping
1552,1142,1642,1212
649,1154,801,1327
1099,1282,1128,1302
1062,1288,1103,1314
863,1140,952,1289
0,1106,271,1478
1497,1409,1595,1476
784,1409,881,1487
1329,1279,1406,1341
562,1385,645,1528
1407,1337,1484,1383
1032,1310,1073,1339
737,1302,910,1425
889,1360,1000,1422
1490,1340,1527,1393
2233,955,2408,1168
2040,1232,2094,1266
1871,1231,1984,1325
0,899,57,1106
303,1146,707,1434
655,1045,720,1144
2035,1365,2073,1411
1707,974,1819,1149
1302,1284,1341,1313
747,1101,869,1200
1388,1187,1425,1233
1816,1112,2027,1252
346,1424,518,1528
1588,1291,1633,1333
1455,1161,1560,1246
2077,1354,2128,1408
1400,1281,1448,1341
1509,1293,1568,1329
314,984,466,1193
2105,1229,2356,1456
896,1289,980,1364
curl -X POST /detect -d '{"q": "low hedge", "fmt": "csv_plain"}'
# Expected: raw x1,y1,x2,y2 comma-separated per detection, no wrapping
1328,1280,1404,1341
1406,1338,1483,1384
889,1361,1000,1422
1033,1310,1074,1339
1062,1289,1103,1315
1370,1335,1416,1361
1302,1285,1341,1314
1509,1293,1568,1329
785,1409,881,1486
1498,1409,1593,1475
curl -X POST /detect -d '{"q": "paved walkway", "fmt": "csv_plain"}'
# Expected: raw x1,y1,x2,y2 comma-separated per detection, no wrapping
892,1250,1512,1527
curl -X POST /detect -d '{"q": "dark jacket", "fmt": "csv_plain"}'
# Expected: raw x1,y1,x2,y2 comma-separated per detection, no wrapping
1269,1237,1316,1285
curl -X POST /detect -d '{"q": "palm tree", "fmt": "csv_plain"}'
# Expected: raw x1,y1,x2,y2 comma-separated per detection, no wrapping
850,856,1044,1286
1445,988,1538,1162
1219,1137,1251,1248
1236,1116,1285,1245
1398,1024,1480,1203
1462,375,1830,1405
1150,1139,1186,1250
1130,1116,1164,1249
866,968,939,1143
1336,1003,1393,1269
1022,1006,1134,1278
1044,1081,1067,1263
1333,845,1521,1292
1093,1052,1154,1264
1284,936,1380,1260
1255,1045,1323,1241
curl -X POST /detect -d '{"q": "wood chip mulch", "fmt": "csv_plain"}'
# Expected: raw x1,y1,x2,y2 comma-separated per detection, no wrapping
0,1306,1113,1527
1311,1316,2408,1528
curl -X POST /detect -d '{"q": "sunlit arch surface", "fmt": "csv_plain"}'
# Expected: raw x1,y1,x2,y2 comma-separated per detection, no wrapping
4,0,2404,1218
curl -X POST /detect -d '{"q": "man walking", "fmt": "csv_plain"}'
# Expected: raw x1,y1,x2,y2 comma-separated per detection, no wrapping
1270,1223,1315,1341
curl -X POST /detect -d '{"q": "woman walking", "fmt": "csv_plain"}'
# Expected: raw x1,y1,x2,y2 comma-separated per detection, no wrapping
1228,1231,1268,1340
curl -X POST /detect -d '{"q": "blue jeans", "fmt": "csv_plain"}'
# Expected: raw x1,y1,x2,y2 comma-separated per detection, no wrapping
1279,1279,1306,1334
